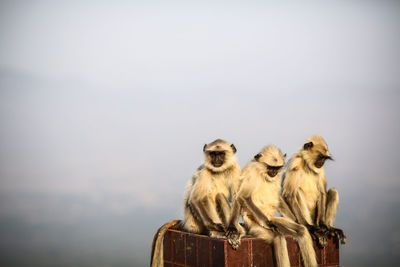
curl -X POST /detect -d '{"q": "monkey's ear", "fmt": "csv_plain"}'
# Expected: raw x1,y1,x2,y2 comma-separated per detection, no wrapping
303,142,313,150
254,153,262,161
203,144,207,152
230,144,237,154
283,153,287,158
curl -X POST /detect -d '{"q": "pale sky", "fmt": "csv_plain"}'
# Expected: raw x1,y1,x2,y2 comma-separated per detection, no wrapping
0,1,399,266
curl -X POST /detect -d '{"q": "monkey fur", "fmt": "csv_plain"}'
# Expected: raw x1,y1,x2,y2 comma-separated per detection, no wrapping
181,139,241,238
282,135,346,247
226,145,317,267
150,220,181,267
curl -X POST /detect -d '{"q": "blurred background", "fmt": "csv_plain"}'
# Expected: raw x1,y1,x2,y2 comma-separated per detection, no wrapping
0,1,399,266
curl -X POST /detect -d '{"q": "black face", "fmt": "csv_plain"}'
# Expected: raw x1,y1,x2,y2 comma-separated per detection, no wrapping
314,154,331,168
209,151,226,167
266,165,283,177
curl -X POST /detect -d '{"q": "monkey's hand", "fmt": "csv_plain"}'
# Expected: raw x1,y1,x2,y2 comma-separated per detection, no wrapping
317,223,330,236
226,225,241,250
316,232,328,248
308,224,326,235
306,224,319,234
306,224,328,248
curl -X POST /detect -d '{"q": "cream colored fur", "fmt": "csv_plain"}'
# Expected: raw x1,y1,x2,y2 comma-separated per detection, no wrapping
181,139,241,237
282,135,338,227
230,145,317,267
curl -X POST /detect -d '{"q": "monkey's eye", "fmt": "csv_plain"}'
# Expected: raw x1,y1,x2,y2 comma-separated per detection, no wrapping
317,154,327,160
209,151,224,157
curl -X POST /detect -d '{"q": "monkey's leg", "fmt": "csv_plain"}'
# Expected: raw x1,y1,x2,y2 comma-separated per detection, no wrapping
325,188,338,227
312,196,330,248
249,225,290,267
325,188,346,244
190,198,225,232
271,217,318,267
226,199,245,249
285,193,313,226
287,193,329,247
183,206,205,234
216,193,231,226
286,193,326,246
210,194,233,239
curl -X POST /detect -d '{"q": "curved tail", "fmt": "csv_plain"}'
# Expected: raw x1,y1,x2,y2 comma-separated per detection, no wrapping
150,220,181,267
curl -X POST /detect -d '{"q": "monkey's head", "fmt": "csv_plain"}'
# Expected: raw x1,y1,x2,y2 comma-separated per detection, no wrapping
254,145,286,179
301,135,332,172
203,139,237,173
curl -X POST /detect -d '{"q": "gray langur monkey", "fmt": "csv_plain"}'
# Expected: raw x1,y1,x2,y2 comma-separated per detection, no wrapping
181,139,241,238
226,145,317,267
282,135,346,247
151,139,240,267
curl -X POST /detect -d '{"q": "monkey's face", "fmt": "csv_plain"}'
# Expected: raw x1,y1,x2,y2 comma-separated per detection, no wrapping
303,140,332,170
203,140,237,172
314,154,332,168
208,151,226,167
254,146,286,179
266,165,283,178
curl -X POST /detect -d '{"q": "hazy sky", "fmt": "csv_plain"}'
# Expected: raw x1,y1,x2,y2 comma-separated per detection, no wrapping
0,1,399,266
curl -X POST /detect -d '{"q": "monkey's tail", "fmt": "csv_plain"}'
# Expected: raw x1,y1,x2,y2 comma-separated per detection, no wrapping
150,220,181,267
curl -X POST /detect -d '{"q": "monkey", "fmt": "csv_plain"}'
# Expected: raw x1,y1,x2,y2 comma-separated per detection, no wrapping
282,135,346,248
181,139,241,238
150,139,240,267
226,145,317,267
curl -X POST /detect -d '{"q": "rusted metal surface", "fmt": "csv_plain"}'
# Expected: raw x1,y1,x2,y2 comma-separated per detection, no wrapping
163,229,340,267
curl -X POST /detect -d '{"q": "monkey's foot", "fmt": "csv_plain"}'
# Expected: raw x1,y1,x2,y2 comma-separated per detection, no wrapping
307,226,328,248
316,233,328,248
329,227,346,244
228,236,241,250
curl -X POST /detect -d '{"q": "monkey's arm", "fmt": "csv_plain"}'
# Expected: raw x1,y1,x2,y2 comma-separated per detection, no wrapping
278,196,296,221
229,166,243,200
282,162,314,226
